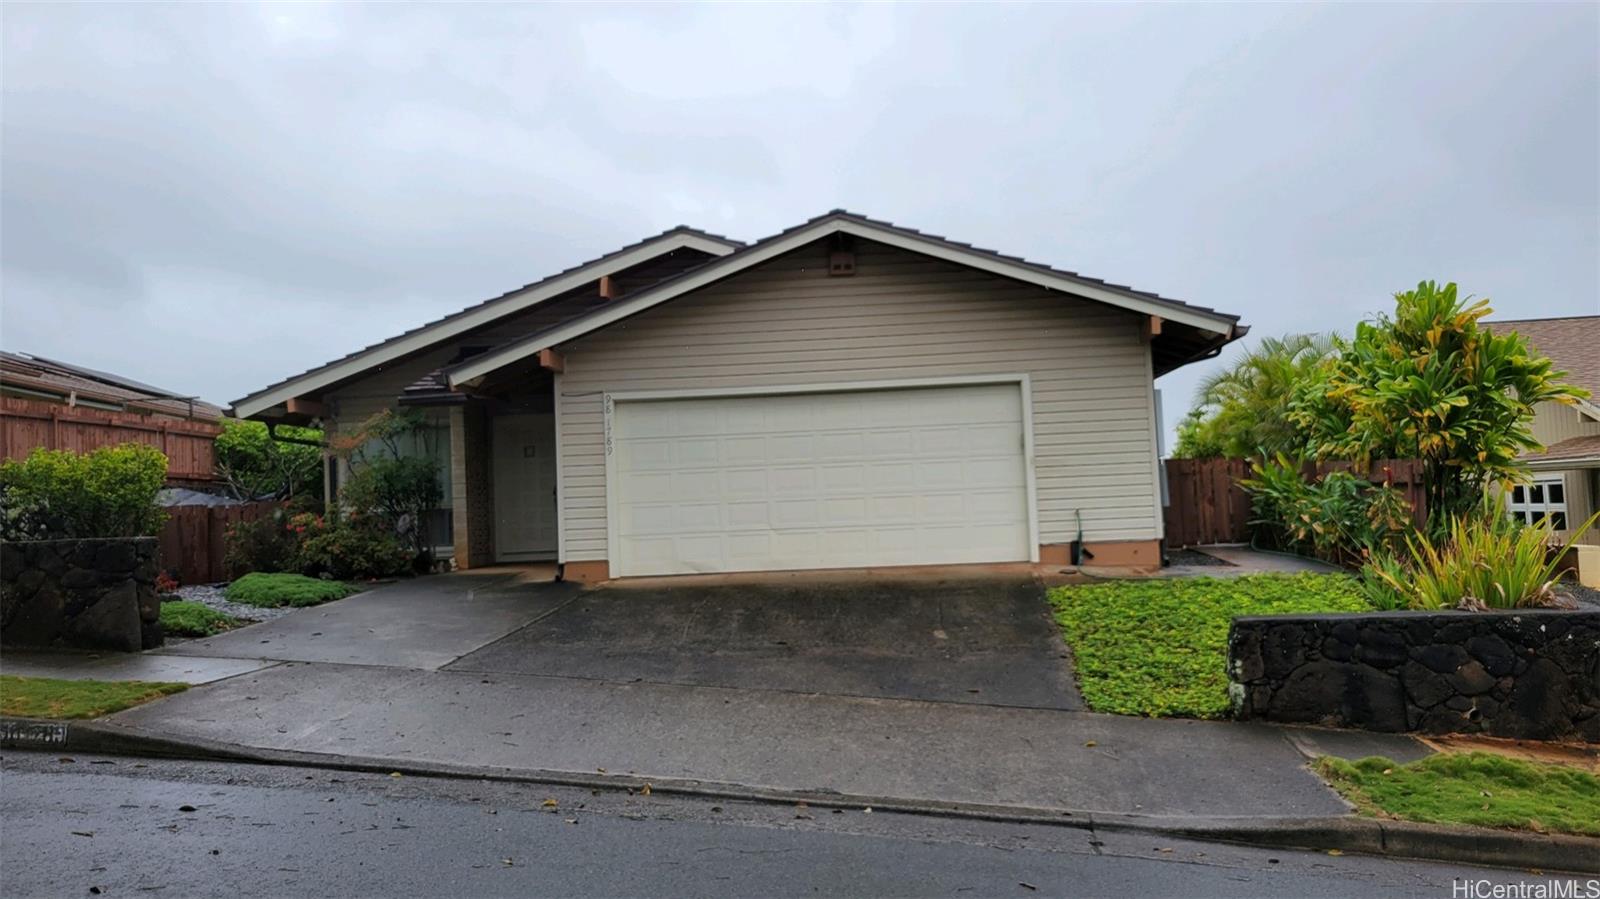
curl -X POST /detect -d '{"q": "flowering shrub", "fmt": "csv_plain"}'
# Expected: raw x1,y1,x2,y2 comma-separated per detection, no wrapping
293,514,410,581
154,571,181,596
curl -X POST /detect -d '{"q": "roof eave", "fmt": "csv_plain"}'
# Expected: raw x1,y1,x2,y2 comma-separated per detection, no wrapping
231,229,741,420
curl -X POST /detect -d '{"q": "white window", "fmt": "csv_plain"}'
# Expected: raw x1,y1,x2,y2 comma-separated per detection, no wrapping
1508,476,1568,530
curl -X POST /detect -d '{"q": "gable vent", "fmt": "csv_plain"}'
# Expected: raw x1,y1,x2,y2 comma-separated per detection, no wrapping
827,234,856,276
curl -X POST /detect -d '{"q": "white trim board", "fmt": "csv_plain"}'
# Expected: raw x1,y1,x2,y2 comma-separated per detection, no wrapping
447,216,1237,387
233,231,738,419
599,373,1042,574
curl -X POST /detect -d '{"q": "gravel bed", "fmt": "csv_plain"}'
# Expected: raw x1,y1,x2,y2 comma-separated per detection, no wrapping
162,584,294,623
1166,548,1237,567
1556,580,1600,611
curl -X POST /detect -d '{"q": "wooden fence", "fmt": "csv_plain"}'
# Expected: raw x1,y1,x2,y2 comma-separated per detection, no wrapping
158,501,282,585
1,396,220,484
1163,458,1427,549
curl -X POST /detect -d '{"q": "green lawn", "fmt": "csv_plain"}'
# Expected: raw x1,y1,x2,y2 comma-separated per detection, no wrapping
1316,753,1600,837
224,572,356,608
1047,573,1370,718
160,600,245,637
0,675,188,719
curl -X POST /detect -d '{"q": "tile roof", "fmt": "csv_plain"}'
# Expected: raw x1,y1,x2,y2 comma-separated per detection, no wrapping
0,351,223,421
1485,315,1600,395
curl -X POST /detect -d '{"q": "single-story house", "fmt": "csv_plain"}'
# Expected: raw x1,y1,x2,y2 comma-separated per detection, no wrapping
1,351,225,487
1488,316,1600,546
232,210,1246,581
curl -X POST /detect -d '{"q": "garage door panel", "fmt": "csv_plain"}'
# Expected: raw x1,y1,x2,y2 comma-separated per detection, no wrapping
611,383,1032,576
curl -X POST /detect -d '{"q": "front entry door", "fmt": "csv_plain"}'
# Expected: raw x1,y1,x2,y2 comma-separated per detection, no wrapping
492,413,558,561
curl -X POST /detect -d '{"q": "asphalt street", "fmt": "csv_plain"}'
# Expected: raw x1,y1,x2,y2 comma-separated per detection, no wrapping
0,752,1549,898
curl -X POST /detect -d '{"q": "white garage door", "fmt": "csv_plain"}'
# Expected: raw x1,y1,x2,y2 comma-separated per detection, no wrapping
609,382,1033,576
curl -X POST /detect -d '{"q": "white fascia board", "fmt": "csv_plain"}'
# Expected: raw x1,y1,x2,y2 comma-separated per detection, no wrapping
447,218,1236,387
1525,456,1600,471
233,232,736,419
1576,397,1600,422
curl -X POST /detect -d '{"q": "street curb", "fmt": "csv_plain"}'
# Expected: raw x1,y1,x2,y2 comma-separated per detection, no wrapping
5,716,1595,875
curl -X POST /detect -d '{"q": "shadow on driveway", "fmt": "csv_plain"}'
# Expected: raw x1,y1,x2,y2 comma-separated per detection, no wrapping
446,577,1082,709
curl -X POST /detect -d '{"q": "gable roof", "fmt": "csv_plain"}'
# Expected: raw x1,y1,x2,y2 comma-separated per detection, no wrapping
446,209,1245,387
1,351,223,421
231,225,742,419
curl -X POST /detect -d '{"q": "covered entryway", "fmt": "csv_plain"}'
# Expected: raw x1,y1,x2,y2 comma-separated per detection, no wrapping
609,380,1035,577
492,413,558,561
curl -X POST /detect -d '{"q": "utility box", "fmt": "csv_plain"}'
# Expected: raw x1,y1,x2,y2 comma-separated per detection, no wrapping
1575,544,1600,589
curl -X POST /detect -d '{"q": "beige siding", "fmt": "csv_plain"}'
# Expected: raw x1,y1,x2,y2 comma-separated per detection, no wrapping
1562,470,1600,547
554,240,1161,562
1529,400,1600,447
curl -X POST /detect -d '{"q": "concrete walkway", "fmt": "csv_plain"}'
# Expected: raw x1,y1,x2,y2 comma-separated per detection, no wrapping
93,658,1420,819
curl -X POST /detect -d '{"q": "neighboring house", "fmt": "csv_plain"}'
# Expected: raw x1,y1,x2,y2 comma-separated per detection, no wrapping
1487,316,1600,547
233,210,1246,580
0,351,224,487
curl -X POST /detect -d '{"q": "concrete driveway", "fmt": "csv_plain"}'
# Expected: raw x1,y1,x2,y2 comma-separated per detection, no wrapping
446,576,1082,709
159,570,579,670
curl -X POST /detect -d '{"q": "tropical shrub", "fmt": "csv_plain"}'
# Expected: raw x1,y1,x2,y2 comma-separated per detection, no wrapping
0,444,167,539
1361,499,1598,610
1241,455,1412,567
215,419,324,504
1291,281,1588,524
1174,333,1337,459
292,514,410,581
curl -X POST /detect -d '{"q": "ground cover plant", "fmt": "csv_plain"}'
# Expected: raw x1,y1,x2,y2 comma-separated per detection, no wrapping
0,675,187,719
223,571,356,608
159,600,245,637
1047,573,1369,717
1315,752,1600,837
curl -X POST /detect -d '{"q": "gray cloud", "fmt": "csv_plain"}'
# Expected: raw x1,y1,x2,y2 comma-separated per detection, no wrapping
2,2,1595,433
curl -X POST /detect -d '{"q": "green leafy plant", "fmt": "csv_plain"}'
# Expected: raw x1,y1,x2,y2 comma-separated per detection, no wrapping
332,410,443,566
223,571,357,608
1291,281,1588,525
1174,333,1337,459
215,419,324,504
0,444,168,539
1362,499,1597,610
223,510,298,575
1241,455,1412,567
159,600,244,637
1047,574,1370,718
1315,753,1600,837
293,514,411,580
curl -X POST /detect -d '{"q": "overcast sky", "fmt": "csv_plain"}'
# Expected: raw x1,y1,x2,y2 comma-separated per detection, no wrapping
3,2,1596,442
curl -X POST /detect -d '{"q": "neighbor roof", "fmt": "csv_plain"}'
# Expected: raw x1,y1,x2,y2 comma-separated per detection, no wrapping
231,225,743,419
446,209,1246,386
1,351,223,421
1486,315,1600,396
1522,434,1600,470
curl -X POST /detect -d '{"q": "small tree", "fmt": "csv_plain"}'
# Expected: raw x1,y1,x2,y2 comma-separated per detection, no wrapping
1292,281,1588,523
1173,333,1337,459
330,410,443,564
215,419,324,504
